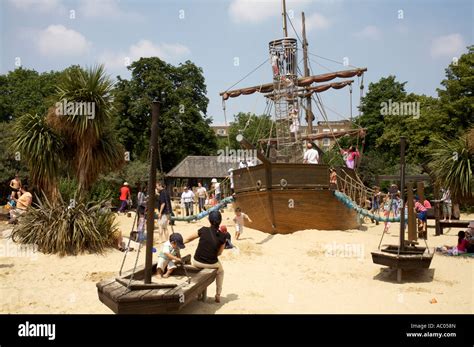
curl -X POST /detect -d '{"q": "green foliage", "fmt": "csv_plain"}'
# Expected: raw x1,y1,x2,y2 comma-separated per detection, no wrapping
113,58,218,171
437,45,474,133
0,68,61,122
226,112,275,150
356,75,407,152
11,113,64,197
10,65,125,198
11,194,118,256
428,129,473,200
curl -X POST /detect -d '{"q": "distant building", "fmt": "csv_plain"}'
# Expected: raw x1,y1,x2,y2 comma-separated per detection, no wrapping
300,120,352,151
211,125,230,138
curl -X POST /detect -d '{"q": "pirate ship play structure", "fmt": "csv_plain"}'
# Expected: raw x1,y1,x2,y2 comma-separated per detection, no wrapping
219,1,369,234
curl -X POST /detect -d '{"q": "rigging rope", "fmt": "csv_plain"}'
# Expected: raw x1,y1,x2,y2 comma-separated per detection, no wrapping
223,58,269,93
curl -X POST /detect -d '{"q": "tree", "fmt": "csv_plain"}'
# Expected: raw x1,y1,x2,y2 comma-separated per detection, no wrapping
0,68,61,122
437,45,474,134
113,58,218,172
11,65,125,199
225,112,275,150
356,76,407,154
428,128,473,201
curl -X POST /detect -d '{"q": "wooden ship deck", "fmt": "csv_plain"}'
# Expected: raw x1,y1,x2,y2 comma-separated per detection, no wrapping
97,263,217,314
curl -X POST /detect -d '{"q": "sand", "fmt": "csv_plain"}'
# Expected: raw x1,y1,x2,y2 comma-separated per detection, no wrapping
0,208,473,314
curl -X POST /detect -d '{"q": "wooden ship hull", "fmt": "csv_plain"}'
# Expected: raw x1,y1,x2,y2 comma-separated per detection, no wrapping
232,162,361,234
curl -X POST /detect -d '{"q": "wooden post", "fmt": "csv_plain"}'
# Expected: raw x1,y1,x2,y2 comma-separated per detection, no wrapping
407,182,416,242
282,0,288,37
399,137,406,253
145,97,161,284
302,12,313,135
434,200,442,235
417,182,425,203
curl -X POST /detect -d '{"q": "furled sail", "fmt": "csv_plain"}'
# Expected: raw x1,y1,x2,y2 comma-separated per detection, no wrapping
220,68,366,100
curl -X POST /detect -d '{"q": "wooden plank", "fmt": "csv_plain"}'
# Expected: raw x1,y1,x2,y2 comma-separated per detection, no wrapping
116,288,155,303
96,278,118,292
235,189,359,233
407,182,416,242
115,277,177,290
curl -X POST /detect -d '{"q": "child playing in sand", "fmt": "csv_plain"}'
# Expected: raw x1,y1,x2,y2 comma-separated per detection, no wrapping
233,207,252,240
438,231,469,255
219,225,234,249
156,233,185,278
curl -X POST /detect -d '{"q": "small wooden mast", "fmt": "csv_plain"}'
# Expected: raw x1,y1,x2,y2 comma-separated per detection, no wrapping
282,0,288,37
145,97,161,283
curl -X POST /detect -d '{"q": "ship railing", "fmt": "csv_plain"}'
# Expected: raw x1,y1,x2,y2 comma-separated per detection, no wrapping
335,172,376,209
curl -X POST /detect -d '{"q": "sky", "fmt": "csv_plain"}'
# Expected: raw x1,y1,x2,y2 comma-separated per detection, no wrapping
0,0,472,126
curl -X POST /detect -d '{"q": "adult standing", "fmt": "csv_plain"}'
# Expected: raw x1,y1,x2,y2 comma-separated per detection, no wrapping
303,142,319,164
228,169,235,195
388,184,400,218
137,186,147,216
212,178,221,202
196,182,208,213
441,188,452,222
181,186,195,217
118,182,131,213
184,211,226,303
156,182,172,243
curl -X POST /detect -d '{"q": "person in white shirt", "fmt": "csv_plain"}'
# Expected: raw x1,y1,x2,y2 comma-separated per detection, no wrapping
196,182,208,213
228,169,235,194
303,142,319,164
211,178,221,202
181,186,195,217
233,207,252,240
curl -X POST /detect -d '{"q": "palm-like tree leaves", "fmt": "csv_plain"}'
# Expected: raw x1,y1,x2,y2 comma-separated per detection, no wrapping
429,129,473,200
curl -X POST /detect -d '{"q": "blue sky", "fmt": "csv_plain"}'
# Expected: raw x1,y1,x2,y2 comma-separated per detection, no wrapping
1,0,472,125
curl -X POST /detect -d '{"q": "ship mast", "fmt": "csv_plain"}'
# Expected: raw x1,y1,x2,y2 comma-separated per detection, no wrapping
302,11,313,136
282,0,288,37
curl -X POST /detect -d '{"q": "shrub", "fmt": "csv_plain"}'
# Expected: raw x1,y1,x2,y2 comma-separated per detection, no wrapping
11,193,118,256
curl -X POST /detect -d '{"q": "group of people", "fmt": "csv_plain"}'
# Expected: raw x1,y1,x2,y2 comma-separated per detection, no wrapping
438,222,474,255
6,175,32,224
180,179,222,217
154,205,252,303
302,142,360,170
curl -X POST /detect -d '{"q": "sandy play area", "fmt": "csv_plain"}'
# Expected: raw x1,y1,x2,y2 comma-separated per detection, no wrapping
0,207,473,314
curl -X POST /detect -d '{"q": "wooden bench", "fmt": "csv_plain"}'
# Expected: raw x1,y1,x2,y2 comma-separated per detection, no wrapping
439,220,470,235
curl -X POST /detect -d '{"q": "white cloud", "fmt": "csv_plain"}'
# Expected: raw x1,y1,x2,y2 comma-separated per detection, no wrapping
77,0,142,20
353,25,381,40
37,25,91,57
7,0,63,12
99,40,191,69
228,0,314,24
430,33,465,58
304,12,331,31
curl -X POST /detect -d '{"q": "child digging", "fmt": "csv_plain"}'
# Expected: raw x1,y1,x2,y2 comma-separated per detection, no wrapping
233,207,252,240
156,233,185,278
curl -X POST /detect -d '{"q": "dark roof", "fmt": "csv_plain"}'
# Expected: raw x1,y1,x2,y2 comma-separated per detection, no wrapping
166,156,232,178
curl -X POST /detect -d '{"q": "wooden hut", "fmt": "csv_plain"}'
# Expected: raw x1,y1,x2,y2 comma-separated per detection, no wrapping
165,156,233,198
